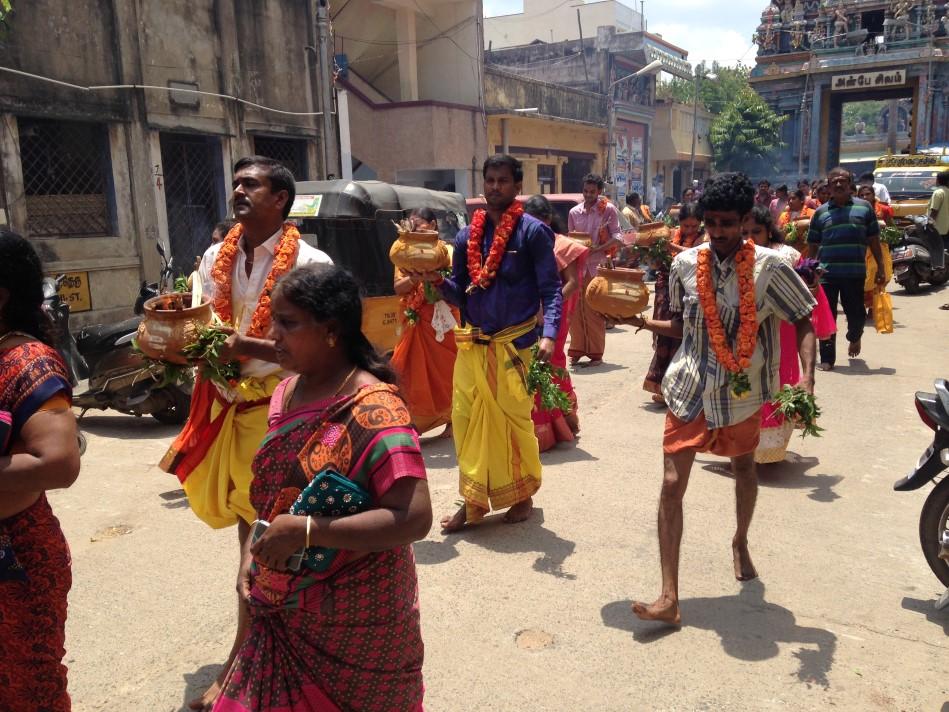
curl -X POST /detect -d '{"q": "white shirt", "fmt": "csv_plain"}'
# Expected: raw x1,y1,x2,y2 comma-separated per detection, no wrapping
873,182,891,204
198,226,333,379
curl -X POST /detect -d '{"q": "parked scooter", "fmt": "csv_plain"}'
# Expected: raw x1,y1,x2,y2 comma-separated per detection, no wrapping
891,216,949,293
893,379,949,607
44,242,191,426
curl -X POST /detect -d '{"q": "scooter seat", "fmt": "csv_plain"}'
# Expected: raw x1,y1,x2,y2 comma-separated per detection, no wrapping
76,317,142,353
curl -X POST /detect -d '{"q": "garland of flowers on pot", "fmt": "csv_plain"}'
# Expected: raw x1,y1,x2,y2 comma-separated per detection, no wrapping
466,201,523,294
696,239,758,397
210,222,300,338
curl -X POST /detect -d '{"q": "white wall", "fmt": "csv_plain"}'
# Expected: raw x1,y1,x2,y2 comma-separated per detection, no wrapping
484,0,641,49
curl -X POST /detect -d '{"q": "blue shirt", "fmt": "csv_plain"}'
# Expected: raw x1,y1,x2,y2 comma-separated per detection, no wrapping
807,197,878,282
440,212,563,350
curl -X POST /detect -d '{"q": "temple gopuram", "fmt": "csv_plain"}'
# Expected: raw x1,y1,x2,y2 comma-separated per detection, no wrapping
750,0,949,177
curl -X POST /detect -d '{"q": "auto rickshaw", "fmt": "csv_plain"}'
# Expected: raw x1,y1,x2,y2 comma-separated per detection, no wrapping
289,180,467,353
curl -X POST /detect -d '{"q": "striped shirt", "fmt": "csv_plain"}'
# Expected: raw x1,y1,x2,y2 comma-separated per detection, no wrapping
807,197,878,281
662,243,816,429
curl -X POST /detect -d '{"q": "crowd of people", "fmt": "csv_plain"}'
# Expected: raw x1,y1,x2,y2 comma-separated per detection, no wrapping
0,153,905,711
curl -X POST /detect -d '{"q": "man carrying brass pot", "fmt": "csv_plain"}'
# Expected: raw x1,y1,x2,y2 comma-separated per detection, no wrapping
413,154,562,532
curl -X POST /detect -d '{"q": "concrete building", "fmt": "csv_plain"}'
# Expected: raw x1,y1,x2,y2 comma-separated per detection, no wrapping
651,99,714,204
0,0,328,326
334,0,486,195
485,25,692,198
484,67,607,193
484,0,643,50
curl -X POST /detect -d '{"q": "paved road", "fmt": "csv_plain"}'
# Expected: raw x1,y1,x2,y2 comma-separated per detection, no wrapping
54,284,949,711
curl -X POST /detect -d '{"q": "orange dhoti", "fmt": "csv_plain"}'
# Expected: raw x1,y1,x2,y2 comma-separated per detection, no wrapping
568,273,606,361
662,409,761,458
390,299,459,434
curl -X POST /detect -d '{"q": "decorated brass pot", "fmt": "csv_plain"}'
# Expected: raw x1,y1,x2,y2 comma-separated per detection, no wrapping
637,221,672,245
585,266,650,318
136,293,212,365
389,230,450,272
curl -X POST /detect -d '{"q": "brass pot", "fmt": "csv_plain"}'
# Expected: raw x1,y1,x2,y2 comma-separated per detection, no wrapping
585,266,650,318
568,231,593,247
136,293,212,365
637,221,672,245
389,231,450,272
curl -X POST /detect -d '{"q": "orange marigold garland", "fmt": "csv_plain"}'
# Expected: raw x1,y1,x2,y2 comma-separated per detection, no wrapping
466,201,524,294
210,222,300,338
696,239,758,398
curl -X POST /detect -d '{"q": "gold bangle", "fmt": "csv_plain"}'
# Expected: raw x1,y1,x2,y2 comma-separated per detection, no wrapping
305,515,312,550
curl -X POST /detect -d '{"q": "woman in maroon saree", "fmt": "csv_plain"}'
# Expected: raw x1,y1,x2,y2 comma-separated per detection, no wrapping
0,230,81,712
213,264,432,712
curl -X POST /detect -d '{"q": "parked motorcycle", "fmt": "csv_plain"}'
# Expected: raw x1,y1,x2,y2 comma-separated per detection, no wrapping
893,379,949,602
44,242,191,426
891,216,949,293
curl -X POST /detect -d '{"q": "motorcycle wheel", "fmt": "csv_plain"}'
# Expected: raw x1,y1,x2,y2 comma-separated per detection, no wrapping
931,269,949,286
899,274,922,294
918,476,949,588
150,386,191,425
77,430,87,457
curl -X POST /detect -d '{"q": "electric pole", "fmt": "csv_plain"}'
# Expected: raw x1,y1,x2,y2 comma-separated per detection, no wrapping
315,0,340,178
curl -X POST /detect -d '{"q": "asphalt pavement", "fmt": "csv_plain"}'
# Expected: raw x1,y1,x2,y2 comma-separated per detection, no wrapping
52,282,949,711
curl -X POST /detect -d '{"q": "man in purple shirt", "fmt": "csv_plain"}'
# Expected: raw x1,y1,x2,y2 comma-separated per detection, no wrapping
567,174,623,366
420,155,562,533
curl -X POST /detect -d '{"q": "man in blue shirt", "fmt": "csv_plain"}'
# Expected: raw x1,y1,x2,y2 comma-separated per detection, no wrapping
807,167,886,369
419,155,562,532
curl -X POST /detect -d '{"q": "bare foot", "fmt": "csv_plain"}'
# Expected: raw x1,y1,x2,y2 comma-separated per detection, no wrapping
503,497,534,524
587,359,604,368
631,595,682,625
818,362,834,372
733,539,758,581
848,339,861,358
651,393,666,405
188,679,223,711
440,504,468,533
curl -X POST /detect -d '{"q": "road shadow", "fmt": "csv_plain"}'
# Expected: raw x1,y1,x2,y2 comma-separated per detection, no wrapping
893,283,947,298
413,508,577,579
178,663,224,712
698,453,842,503
571,362,627,375
541,443,599,464
600,579,837,689
159,488,190,510
828,358,896,376
77,412,179,441
900,595,949,634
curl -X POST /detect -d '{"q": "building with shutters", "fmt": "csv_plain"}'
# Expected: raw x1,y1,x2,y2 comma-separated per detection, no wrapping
0,0,328,326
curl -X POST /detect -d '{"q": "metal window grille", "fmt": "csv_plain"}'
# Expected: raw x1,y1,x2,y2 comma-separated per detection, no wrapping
18,117,112,237
252,135,309,181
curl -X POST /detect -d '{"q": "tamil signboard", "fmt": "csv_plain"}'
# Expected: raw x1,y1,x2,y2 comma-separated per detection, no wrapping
831,70,906,91
55,271,92,313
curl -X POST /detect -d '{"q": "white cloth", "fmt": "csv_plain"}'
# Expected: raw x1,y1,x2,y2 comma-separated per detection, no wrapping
873,182,891,204
198,227,333,378
431,300,458,342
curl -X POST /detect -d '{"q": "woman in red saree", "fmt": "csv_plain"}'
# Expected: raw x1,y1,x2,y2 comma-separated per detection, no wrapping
523,196,588,450
0,230,81,712
391,208,459,437
214,264,432,712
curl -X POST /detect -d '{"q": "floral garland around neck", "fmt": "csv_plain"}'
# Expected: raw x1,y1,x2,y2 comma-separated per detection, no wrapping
696,239,758,398
210,222,300,338
466,201,523,294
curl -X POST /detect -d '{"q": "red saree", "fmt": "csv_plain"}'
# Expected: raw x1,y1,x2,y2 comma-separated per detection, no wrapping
534,235,587,451
0,342,73,712
214,380,427,712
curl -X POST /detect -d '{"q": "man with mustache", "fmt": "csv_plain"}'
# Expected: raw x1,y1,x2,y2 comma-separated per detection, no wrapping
161,156,331,710
416,154,562,532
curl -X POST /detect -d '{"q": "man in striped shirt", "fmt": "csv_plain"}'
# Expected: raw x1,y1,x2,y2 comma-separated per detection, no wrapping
807,167,887,369
608,172,816,625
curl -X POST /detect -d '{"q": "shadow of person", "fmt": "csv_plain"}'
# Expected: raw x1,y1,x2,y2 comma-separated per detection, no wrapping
601,580,837,688
178,663,224,712
698,453,842,503
833,359,896,376
900,595,949,634
541,444,599,465
418,508,577,579
77,412,180,440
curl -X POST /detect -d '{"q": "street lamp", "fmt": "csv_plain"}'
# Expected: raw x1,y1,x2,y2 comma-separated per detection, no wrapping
688,66,716,188
607,58,663,202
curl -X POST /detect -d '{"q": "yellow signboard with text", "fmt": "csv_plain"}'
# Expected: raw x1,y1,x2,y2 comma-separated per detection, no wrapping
55,271,92,313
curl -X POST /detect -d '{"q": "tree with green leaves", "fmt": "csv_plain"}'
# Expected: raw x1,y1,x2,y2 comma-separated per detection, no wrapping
709,87,786,174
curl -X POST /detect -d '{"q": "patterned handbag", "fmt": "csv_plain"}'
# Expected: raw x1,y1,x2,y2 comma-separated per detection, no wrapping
289,468,371,573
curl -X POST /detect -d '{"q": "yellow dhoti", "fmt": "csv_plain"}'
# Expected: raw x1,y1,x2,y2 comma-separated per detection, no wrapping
452,320,541,522
162,375,280,529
